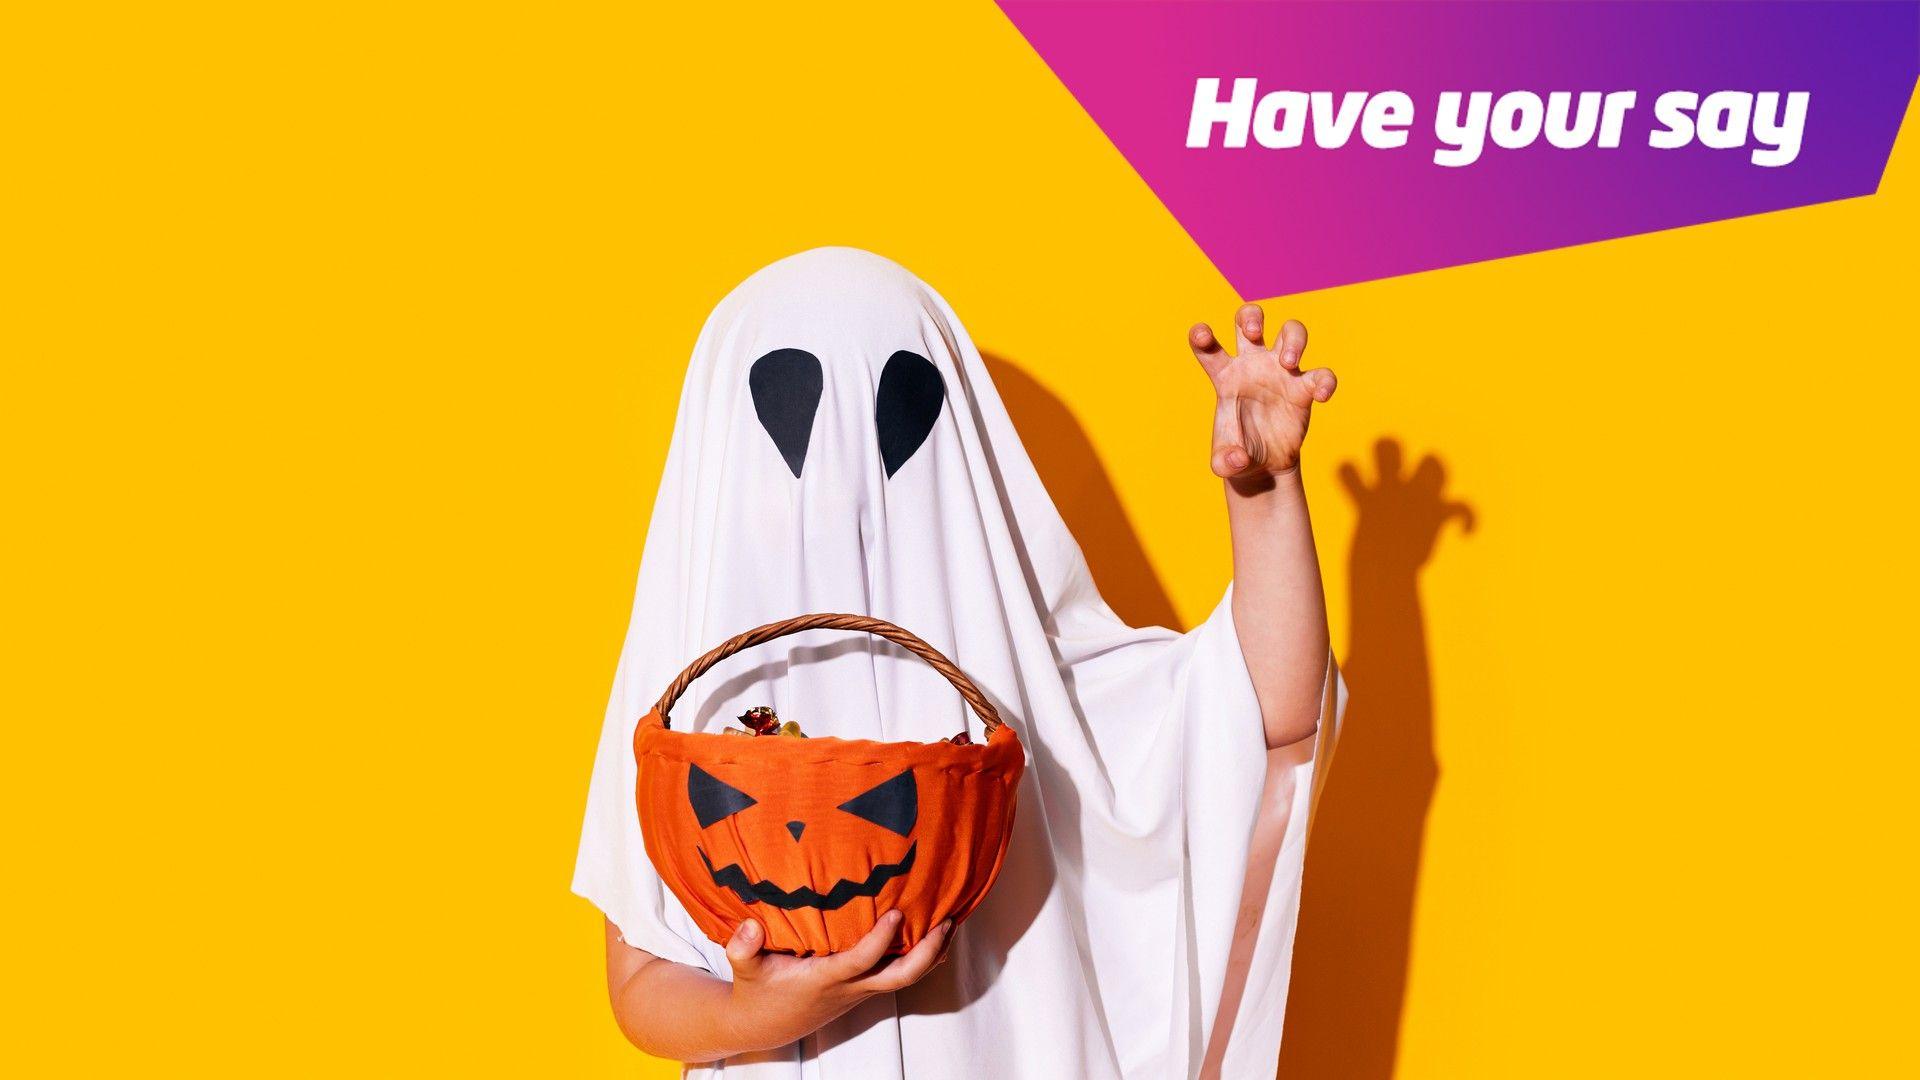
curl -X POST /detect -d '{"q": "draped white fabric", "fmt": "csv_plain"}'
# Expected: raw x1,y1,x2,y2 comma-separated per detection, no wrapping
572,248,1344,1078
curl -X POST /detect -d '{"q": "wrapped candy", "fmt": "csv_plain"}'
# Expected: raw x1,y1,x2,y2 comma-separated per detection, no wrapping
721,706,968,743
721,707,807,738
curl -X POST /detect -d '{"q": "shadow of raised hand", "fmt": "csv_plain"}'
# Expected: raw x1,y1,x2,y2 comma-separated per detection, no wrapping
1278,437,1471,1080
1340,439,1475,574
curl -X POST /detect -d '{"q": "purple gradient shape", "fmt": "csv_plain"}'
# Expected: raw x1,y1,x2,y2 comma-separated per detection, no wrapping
997,1,1918,297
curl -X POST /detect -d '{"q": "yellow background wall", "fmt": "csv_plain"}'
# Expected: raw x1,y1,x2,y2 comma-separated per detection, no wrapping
6,3,1914,1076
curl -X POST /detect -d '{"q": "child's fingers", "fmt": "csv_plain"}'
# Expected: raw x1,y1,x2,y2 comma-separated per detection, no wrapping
1211,390,1251,478
1277,319,1308,369
859,920,952,993
1303,367,1337,402
820,910,902,982
1189,323,1228,379
1235,303,1265,353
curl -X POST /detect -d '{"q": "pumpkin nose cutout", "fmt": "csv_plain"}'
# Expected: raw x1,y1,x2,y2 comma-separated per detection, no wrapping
786,820,806,841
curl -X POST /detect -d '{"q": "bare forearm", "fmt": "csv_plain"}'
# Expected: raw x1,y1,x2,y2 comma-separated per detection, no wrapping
1226,466,1330,748
610,950,759,1064
1182,303,1335,746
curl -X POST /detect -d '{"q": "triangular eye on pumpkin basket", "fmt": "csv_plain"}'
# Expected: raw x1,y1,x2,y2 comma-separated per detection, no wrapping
632,613,1025,957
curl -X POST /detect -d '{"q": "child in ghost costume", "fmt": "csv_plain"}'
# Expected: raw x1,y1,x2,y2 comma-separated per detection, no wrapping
573,248,1346,1078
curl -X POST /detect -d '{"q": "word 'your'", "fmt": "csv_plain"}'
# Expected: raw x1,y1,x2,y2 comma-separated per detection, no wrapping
1187,80,1811,167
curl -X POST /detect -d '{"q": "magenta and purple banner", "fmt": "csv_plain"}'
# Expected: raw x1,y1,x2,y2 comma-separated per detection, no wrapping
996,1,1919,298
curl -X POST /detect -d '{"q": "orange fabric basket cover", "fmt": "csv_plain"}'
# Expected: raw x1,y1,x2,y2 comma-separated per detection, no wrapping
634,709,1024,956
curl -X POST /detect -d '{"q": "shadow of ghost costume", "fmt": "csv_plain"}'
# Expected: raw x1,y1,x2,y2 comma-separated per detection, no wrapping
573,248,1346,1078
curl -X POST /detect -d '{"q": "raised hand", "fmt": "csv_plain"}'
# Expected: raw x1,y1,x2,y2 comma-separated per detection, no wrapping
1188,303,1337,480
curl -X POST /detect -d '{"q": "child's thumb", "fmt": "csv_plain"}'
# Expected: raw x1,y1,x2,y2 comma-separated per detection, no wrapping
725,919,765,975
1213,443,1253,478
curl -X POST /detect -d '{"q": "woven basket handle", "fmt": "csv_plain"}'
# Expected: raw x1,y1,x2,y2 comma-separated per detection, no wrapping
654,613,1006,738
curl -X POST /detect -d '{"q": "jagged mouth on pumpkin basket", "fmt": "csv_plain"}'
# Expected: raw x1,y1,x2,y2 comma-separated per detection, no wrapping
697,843,918,911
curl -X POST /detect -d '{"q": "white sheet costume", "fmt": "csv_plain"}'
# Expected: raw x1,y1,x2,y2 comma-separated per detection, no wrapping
573,248,1344,1078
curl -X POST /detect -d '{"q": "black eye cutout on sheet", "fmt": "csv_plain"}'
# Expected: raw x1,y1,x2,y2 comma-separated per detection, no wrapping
875,350,944,478
749,348,824,478
750,347,943,479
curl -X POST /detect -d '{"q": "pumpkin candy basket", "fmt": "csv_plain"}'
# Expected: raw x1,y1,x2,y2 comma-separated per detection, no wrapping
634,613,1025,956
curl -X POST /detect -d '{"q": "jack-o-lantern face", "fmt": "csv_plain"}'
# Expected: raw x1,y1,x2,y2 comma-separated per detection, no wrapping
634,709,1024,956
688,764,919,910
